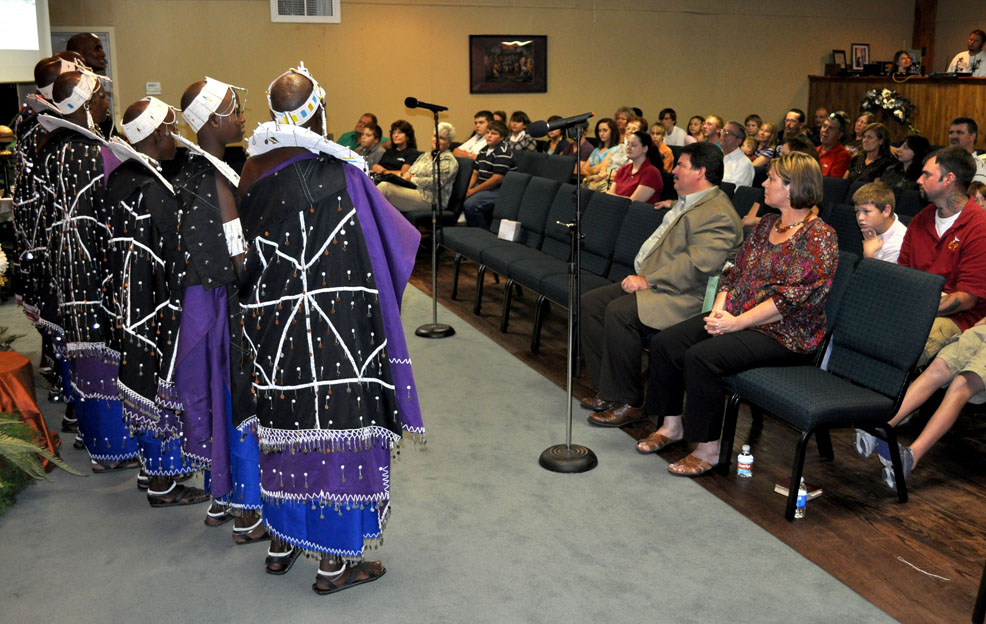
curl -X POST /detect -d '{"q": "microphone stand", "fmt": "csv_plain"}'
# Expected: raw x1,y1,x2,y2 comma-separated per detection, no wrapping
539,122,597,473
415,107,455,339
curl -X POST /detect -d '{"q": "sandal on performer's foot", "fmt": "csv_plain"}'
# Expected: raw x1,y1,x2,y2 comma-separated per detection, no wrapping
91,458,140,474
204,501,233,527
265,546,300,575
146,482,210,507
232,517,270,545
312,561,386,595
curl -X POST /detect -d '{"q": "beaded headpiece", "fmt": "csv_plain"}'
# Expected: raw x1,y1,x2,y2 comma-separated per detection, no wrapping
182,77,246,132
266,62,326,136
122,97,177,144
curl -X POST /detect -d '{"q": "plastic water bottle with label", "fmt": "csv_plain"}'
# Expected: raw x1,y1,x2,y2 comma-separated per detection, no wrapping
794,477,808,518
736,444,754,478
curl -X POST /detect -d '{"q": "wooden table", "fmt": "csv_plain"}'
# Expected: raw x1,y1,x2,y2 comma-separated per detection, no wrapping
808,75,986,146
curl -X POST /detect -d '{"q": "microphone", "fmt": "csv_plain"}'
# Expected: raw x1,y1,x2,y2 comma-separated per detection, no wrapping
529,112,594,138
404,97,448,113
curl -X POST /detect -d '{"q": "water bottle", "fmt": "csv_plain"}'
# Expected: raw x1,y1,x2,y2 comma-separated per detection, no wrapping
736,444,754,478
794,477,807,519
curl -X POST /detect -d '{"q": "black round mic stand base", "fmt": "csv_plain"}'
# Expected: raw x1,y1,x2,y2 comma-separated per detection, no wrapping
415,323,455,339
539,444,598,473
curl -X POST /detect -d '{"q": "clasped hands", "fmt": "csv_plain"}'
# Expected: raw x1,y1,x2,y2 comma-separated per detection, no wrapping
704,308,743,336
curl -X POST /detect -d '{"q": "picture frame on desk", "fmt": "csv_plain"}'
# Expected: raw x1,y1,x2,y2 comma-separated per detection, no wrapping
851,43,870,71
832,49,847,69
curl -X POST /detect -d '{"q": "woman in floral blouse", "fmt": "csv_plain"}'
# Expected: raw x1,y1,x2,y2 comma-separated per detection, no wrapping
635,152,838,476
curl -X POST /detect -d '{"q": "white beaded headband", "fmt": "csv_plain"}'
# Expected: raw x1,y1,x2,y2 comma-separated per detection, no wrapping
53,69,100,115
182,77,245,132
38,58,79,100
266,62,325,129
122,97,177,143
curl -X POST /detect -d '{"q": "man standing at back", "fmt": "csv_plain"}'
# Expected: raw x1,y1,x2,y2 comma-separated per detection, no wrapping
581,142,743,428
899,146,986,365
947,30,986,75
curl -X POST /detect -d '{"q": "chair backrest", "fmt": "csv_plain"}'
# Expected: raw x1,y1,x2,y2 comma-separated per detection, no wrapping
731,186,763,220
719,181,736,199
895,189,925,223
514,177,561,248
540,184,580,260
669,144,683,164
514,151,543,176
827,259,944,398
659,171,677,201
446,157,475,218
489,171,532,232
752,165,768,188
821,176,850,210
608,202,668,280
825,250,859,334
580,192,630,277
826,203,863,256
540,154,578,183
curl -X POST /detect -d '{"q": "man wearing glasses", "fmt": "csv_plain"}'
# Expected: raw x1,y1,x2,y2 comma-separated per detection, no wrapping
720,121,754,187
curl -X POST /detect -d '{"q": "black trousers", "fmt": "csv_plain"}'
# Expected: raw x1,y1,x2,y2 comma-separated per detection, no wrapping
581,283,656,405
644,314,813,442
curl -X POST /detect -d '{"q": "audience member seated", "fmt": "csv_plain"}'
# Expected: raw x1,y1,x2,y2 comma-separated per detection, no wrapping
970,180,986,208
751,122,778,167
893,50,919,75
624,115,648,137
702,115,724,146
354,122,385,168
493,110,507,123
506,110,536,154
607,130,663,204
816,111,851,177
462,120,515,229
638,152,836,476
377,121,458,215
539,115,574,155
721,121,754,187
582,118,627,192
614,105,635,142
782,136,821,162
370,120,421,177
946,29,986,75
948,116,986,183
845,123,894,184
660,108,687,147
336,112,376,150
781,108,809,143
685,115,705,144
649,123,675,172
573,120,594,167
452,110,493,160
854,312,986,489
741,137,758,160
580,142,742,428
879,134,930,192
810,107,828,145
744,114,762,140
853,182,907,263
899,146,986,366
847,112,875,155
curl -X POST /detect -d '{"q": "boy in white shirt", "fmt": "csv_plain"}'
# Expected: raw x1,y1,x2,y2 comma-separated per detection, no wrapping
853,182,908,263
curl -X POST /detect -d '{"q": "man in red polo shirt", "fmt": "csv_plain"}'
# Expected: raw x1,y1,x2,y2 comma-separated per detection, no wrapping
816,112,851,177
898,146,986,364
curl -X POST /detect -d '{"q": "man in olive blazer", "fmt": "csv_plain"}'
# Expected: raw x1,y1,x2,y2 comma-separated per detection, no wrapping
582,142,743,427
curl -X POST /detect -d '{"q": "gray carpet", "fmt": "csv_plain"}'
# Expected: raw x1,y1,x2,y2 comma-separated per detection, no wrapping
0,287,896,623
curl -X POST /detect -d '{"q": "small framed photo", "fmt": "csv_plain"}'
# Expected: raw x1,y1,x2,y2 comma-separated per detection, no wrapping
469,35,547,94
832,49,847,68
851,43,870,71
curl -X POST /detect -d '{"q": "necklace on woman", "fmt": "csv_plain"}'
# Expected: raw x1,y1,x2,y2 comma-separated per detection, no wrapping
774,213,812,233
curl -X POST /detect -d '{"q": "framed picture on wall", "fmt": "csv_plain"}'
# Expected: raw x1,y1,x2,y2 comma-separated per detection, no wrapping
469,35,547,94
851,43,870,71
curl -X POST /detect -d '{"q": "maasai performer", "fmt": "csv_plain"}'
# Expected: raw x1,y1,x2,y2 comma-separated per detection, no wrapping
103,97,209,505
237,63,423,593
39,69,138,472
173,78,264,534
11,54,80,433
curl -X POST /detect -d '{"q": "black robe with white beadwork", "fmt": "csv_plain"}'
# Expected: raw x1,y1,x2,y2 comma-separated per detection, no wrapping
172,154,254,427
40,128,113,352
104,160,183,433
238,154,403,448
11,108,49,317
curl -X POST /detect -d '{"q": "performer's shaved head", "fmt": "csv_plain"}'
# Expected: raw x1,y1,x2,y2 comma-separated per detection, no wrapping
180,80,206,112
33,57,57,88
54,50,86,65
51,71,83,103
269,71,322,133
122,99,150,125
66,33,106,71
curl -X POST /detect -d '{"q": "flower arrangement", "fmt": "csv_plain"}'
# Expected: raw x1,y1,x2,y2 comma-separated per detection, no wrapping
0,247,7,288
860,88,919,134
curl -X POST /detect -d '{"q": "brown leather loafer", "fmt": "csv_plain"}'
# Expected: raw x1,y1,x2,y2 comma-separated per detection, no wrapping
587,403,647,427
579,395,616,412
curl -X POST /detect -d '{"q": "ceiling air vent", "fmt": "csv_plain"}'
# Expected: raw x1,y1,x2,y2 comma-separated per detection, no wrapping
271,0,340,23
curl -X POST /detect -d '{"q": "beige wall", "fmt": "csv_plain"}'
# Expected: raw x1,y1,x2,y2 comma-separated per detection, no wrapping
50,0,914,141
935,1,986,71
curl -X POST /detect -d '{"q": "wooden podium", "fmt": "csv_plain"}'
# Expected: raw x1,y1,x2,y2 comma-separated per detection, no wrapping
808,75,986,146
